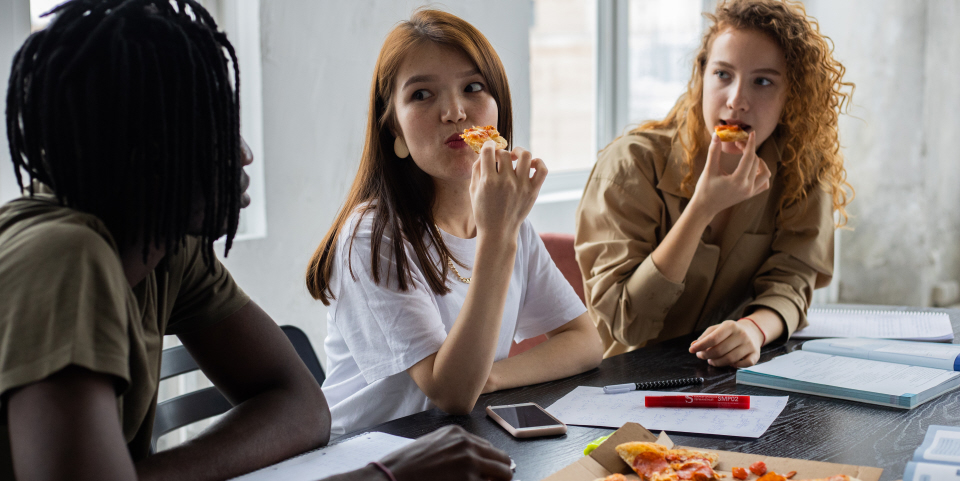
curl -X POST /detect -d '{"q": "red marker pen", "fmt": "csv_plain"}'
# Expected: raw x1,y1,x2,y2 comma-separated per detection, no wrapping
644,394,750,409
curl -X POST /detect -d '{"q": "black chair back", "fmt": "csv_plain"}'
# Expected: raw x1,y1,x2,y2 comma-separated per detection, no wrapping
151,325,325,452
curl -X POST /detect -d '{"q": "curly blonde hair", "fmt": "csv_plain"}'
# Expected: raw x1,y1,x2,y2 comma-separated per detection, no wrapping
637,0,854,226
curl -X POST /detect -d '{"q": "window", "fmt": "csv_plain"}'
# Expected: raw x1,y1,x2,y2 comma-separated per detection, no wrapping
29,0,57,30
627,0,704,126
529,0,597,173
529,0,705,190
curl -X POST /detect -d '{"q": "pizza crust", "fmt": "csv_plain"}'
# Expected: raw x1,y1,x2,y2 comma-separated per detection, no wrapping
715,124,749,142
460,125,508,153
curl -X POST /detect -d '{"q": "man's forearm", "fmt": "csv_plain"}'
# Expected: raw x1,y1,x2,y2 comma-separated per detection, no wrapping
136,385,329,481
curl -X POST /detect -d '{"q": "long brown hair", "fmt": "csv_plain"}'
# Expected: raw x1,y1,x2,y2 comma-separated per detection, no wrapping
306,9,513,305
637,0,854,226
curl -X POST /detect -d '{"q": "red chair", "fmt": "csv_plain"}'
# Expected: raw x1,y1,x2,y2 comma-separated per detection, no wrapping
508,233,585,357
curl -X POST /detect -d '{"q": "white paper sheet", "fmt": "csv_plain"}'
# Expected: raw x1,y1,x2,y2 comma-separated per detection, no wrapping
793,309,954,341
229,432,414,481
742,351,960,396
924,430,960,463
905,462,960,481
546,387,788,438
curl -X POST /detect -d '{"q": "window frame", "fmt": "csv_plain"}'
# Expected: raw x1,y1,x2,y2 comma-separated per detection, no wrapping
536,0,628,205
533,0,840,303
209,0,267,241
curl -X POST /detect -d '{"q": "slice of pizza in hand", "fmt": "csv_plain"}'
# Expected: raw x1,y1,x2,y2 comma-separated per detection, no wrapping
615,442,720,481
715,124,749,143
460,125,508,153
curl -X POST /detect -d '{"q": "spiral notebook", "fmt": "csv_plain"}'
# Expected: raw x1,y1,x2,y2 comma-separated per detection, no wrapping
792,308,954,341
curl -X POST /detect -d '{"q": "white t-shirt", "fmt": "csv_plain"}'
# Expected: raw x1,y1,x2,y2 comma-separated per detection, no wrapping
320,210,587,436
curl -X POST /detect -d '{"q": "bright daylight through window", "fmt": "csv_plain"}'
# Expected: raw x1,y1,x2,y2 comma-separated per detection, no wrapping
628,0,703,126
529,0,704,174
529,0,596,173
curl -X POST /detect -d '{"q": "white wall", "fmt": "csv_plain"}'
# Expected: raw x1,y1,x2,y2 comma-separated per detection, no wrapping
803,0,960,306
219,1,533,368
0,0,30,203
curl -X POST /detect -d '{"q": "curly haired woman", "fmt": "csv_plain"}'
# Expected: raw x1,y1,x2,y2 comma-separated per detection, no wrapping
575,0,854,366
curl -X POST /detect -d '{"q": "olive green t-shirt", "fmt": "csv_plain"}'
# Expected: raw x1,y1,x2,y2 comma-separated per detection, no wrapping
0,190,250,479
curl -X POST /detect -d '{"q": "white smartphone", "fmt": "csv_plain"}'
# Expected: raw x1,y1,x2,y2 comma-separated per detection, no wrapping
485,402,567,438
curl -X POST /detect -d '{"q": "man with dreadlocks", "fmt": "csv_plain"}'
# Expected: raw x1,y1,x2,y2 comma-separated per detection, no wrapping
0,1,512,481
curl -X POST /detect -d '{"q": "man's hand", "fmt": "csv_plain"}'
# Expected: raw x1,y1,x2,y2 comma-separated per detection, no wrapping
378,425,513,481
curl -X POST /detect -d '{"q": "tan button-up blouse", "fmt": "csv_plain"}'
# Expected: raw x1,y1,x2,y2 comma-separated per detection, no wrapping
575,127,834,358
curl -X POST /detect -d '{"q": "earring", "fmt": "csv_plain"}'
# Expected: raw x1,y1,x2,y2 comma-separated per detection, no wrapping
394,137,409,158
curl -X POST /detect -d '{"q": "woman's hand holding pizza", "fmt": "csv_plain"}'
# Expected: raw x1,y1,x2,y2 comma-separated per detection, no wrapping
688,131,771,221
470,141,547,244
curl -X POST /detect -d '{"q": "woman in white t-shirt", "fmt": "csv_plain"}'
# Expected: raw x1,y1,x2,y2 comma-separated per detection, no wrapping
305,9,604,436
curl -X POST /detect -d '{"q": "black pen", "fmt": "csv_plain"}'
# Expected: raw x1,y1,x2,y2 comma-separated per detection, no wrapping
602,377,704,394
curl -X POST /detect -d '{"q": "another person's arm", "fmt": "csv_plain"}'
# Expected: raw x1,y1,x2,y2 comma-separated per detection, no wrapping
690,180,834,367
483,312,602,393
651,133,769,286
407,142,546,414
575,132,768,349
325,425,513,481
137,300,328,480
8,300,328,481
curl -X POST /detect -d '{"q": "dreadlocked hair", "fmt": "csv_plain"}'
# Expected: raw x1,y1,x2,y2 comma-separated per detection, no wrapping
636,0,854,227
6,0,242,268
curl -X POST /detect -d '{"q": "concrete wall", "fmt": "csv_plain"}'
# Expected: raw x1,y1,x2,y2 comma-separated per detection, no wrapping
218,0,532,368
804,0,960,306
0,0,30,203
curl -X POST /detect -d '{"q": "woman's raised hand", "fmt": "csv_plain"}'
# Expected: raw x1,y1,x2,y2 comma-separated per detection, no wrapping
470,141,548,242
689,131,771,219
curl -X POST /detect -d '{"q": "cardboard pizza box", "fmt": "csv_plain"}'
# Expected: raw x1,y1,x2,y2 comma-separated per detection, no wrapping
544,423,883,481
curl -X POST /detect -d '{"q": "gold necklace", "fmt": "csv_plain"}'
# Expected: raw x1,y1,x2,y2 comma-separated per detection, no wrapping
434,224,471,284
446,258,471,284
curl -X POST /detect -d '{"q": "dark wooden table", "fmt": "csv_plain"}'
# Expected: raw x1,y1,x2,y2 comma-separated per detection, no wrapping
360,305,960,481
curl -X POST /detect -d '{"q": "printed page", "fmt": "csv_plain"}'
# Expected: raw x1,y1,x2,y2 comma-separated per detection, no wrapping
803,338,960,370
229,432,414,481
874,342,960,360
741,351,959,396
904,461,960,481
546,387,788,438
793,310,953,340
914,425,960,464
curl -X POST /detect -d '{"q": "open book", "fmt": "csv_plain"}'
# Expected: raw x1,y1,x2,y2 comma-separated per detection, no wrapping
903,425,960,480
801,338,960,371
736,344,960,409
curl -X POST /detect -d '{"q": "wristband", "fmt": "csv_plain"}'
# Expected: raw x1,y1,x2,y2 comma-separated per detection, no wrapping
740,317,766,346
369,461,398,481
